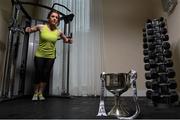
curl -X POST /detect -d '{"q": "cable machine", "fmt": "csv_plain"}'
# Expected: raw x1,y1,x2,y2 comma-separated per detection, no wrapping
0,0,74,101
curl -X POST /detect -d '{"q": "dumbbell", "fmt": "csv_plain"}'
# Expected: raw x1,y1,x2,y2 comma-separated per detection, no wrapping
145,72,152,80
159,17,164,22
162,42,170,50
167,69,176,78
149,60,157,68
155,47,163,54
170,91,179,103
143,43,148,49
146,80,159,90
143,33,146,37
146,29,154,35
156,55,164,63
148,43,156,50
144,56,149,63
162,35,169,41
143,50,149,56
165,59,173,67
160,28,168,34
159,73,168,83
159,84,169,95
146,90,160,105
149,52,156,59
163,50,172,58
144,64,150,71
143,37,147,42
160,96,170,104
151,92,160,103
146,19,152,23
142,28,146,32
144,60,157,71
146,23,153,29
168,80,177,89
146,90,152,99
155,40,163,45
158,21,166,28
158,64,167,73
150,69,158,79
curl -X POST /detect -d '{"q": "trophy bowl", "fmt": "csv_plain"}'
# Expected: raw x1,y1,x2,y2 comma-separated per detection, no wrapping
103,73,131,117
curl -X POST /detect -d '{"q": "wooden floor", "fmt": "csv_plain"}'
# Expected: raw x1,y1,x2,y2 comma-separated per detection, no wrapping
0,96,179,119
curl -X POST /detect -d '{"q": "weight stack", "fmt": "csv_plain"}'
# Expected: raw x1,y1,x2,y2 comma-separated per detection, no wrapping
142,17,178,106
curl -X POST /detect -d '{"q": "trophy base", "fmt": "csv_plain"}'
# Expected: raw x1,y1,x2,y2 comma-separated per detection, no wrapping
108,104,130,117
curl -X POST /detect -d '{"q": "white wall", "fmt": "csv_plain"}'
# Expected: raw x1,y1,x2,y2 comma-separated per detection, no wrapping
166,0,180,92
102,0,165,96
0,0,12,92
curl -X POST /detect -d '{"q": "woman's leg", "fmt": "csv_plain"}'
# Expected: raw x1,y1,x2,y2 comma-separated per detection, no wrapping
38,58,55,100
33,57,45,100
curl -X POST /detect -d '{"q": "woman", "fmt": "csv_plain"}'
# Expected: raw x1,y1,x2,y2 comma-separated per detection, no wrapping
25,10,72,101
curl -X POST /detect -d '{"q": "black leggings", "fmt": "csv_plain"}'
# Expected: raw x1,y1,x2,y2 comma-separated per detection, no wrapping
34,57,55,84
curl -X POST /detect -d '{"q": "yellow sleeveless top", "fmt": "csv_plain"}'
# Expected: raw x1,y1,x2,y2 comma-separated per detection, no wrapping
35,24,60,58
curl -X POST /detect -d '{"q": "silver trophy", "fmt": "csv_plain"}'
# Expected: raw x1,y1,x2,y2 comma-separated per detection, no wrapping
101,70,140,119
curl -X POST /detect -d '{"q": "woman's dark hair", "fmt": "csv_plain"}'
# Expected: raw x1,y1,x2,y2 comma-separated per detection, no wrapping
47,10,61,25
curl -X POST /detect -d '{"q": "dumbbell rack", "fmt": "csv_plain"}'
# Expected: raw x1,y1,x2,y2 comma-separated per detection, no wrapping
143,17,178,106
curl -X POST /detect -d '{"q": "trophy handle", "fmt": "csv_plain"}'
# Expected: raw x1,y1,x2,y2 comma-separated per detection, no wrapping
117,70,140,120
97,72,107,116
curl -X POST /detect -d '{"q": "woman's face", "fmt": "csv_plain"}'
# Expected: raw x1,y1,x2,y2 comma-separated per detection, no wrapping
48,12,59,26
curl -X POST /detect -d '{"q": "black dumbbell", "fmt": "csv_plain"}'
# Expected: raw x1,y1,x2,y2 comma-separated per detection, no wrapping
151,92,160,103
146,90,152,99
143,37,147,42
149,52,156,59
162,42,170,50
147,29,154,35
160,96,170,104
145,72,151,80
146,80,159,90
158,64,167,73
170,91,179,103
156,55,164,63
143,33,146,37
143,43,148,49
149,60,157,68
162,35,169,41
159,22,166,28
146,23,153,29
150,69,158,79
155,47,163,54
159,17,164,22
145,64,150,71
160,28,168,34
155,39,162,45
146,19,152,23
168,80,177,89
159,84,169,95
146,35,155,42
165,59,173,67
148,44,156,50
143,49,149,56
163,50,172,58
142,28,146,32
159,73,168,83
167,69,176,78
144,57,149,63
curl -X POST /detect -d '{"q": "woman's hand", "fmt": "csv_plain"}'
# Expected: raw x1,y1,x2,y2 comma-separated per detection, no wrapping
25,27,31,33
61,32,73,44
67,37,73,44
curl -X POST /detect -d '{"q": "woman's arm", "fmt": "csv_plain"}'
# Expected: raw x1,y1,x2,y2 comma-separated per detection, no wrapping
25,24,43,33
60,32,72,44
